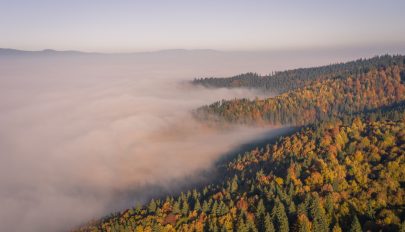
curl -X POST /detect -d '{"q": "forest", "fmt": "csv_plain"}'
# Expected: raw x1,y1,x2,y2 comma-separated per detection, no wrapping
75,55,405,232
193,55,405,94
195,65,404,126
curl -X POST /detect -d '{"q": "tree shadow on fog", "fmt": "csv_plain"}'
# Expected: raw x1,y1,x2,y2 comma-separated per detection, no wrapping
213,126,299,167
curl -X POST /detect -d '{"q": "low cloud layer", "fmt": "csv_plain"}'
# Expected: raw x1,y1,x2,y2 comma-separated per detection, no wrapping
0,53,281,232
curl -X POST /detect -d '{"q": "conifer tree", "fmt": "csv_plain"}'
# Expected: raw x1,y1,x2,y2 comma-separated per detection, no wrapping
202,200,210,213
192,199,200,212
172,201,180,214
264,213,275,232
272,200,289,232
148,199,157,214
231,176,239,193
310,195,328,232
297,214,311,232
349,215,362,232
256,199,266,218
181,199,189,216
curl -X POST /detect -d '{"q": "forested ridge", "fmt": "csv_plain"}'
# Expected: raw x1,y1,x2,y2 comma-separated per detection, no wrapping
75,56,405,232
192,55,405,94
75,106,405,232
195,65,404,126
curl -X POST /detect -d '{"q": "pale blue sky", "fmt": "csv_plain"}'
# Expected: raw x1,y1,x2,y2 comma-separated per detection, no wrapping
1,0,404,52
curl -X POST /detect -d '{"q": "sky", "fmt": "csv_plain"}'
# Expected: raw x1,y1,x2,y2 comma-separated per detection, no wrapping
1,0,405,52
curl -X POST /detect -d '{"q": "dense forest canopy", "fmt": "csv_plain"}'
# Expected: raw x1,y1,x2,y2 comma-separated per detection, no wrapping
193,55,405,94
195,65,404,126
76,105,405,232
76,55,405,232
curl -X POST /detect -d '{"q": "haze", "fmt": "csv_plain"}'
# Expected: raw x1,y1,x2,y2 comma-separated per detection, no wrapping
0,51,286,232
1,0,405,52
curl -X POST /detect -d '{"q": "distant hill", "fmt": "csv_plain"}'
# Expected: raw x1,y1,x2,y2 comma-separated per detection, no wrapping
0,48,221,56
0,48,91,56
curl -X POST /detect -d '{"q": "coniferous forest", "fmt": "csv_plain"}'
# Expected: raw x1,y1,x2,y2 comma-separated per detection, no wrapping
76,55,405,232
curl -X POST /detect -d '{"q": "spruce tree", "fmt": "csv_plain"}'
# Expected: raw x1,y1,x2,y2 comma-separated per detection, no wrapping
194,199,202,211
212,201,219,216
202,200,210,213
310,195,328,232
148,199,157,214
256,199,266,218
264,213,275,232
349,215,362,232
172,201,180,214
237,220,248,232
181,199,189,216
272,200,289,232
297,214,311,232
231,176,239,193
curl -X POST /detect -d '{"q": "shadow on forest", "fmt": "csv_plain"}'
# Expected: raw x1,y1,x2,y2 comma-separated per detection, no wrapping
99,126,300,222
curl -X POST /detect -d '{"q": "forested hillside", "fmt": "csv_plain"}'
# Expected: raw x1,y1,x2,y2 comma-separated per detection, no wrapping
75,56,405,232
193,55,405,94
76,106,405,232
195,65,404,126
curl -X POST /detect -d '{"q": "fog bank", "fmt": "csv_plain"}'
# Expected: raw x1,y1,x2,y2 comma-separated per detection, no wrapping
0,53,282,232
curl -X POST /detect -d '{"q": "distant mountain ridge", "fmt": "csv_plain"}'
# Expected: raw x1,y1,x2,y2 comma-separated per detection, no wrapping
0,48,221,56
0,48,99,56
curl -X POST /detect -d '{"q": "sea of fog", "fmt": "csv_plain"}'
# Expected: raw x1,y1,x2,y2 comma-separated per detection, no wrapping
0,49,394,231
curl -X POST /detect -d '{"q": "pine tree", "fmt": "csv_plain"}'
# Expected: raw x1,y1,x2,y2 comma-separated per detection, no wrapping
209,220,219,232
297,214,311,232
264,213,275,232
325,194,334,225
202,200,210,213
310,195,328,232
256,199,266,218
220,201,229,215
349,215,362,232
172,201,180,214
194,199,202,211
181,198,189,216
237,219,248,232
148,199,157,214
212,201,219,216
272,200,289,232
231,176,238,193
288,201,297,216
246,219,258,232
